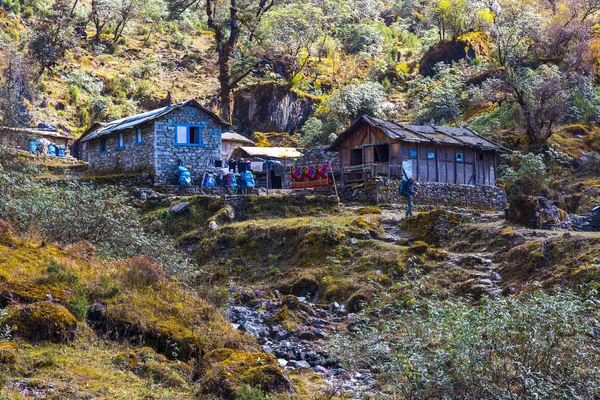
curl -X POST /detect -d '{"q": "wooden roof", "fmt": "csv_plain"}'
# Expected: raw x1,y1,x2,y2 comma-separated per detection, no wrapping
327,115,509,152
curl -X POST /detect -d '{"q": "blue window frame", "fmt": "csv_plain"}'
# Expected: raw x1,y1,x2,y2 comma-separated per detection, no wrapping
99,137,107,153
175,124,204,146
456,152,464,162
409,149,417,158
134,128,143,145
116,132,125,150
427,151,436,159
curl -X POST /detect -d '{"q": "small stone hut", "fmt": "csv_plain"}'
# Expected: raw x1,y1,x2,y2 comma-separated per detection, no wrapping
76,100,230,185
0,126,71,150
328,115,508,187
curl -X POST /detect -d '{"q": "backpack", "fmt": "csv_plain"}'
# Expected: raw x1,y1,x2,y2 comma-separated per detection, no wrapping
398,180,409,195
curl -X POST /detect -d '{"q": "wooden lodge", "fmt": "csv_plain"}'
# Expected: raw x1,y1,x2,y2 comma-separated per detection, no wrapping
327,115,508,187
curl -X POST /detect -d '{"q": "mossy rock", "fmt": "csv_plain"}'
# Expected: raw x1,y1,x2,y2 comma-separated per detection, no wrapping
400,209,464,245
419,32,492,76
346,291,370,313
113,347,188,388
356,206,382,215
0,341,18,364
289,276,319,297
409,241,429,254
195,348,293,399
208,205,236,225
94,284,253,361
2,301,77,343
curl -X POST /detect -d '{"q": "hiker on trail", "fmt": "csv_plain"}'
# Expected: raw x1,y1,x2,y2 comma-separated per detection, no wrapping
398,177,417,217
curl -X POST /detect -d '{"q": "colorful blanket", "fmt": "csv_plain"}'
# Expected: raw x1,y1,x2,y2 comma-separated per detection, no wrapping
291,163,330,189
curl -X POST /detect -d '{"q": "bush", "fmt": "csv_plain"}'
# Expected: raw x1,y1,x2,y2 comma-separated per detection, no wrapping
0,219,15,243
67,85,80,105
67,287,89,321
499,151,548,197
124,256,166,287
2,302,78,343
46,259,80,284
333,289,600,399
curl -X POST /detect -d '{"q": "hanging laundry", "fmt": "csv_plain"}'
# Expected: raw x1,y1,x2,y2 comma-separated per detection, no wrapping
291,163,330,188
250,162,263,172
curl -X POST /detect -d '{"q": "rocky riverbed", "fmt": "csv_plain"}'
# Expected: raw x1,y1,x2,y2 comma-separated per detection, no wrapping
226,286,378,398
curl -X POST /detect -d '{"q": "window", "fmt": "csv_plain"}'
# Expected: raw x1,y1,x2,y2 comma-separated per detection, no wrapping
409,149,417,158
427,151,436,159
134,128,143,145
189,126,200,144
456,152,464,162
175,125,204,146
479,154,484,161
99,137,107,153
116,132,125,150
374,144,389,163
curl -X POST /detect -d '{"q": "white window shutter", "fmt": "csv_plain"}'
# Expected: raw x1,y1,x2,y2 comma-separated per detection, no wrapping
176,126,187,144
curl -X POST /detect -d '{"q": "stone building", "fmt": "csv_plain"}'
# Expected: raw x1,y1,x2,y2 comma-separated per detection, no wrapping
0,126,71,150
328,115,508,187
77,100,230,185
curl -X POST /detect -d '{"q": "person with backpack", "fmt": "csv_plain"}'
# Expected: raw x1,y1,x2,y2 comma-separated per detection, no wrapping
398,177,417,217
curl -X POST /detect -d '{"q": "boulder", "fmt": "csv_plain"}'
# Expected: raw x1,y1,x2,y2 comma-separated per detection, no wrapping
194,348,293,399
2,302,77,343
506,196,569,229
419,32,492,76
208,206,236,225
0,341,18,364
400,209,464,245
170,202,190,214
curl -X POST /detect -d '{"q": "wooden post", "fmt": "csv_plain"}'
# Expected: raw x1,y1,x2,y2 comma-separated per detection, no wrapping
483,152,487,186
266,161,270,196
416,143,420,181
436,145,440,182
329,161,340,203
473,149,478,185
454,146,457,184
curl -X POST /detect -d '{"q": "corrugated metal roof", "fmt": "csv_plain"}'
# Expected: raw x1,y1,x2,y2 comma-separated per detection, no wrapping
238,146,303,159
222,131,255,145
80,99,230,142
328,115,508,152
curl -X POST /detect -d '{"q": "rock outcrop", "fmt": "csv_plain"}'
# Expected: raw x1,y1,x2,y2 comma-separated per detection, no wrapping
505,196,569,229
233,82,318,133
419,32,492,76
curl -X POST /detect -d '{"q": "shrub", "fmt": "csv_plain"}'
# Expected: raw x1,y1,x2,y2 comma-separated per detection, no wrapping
67,85,80,105
65,240,97,260
67,287,89,321
333,289,600,399
499,151,548,197
0,219,15,243
46,259,80,284
124,256,166,287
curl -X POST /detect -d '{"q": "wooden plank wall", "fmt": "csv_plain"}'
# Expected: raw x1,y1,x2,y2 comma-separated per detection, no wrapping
337,127,499,186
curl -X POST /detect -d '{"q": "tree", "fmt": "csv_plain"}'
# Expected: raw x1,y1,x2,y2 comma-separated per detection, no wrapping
0,50,34,127
113,0,149,43
326,81,385,125
28,0,76,83
506,65,569,149
256,3,324,78
90,0,117,43
169,0,280,123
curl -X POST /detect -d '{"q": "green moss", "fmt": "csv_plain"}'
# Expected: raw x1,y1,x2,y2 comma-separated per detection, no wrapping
410,241,429,254
196,348,291,398
400,210,464,245
0,342,18,364
3,302,77,343
100,283,254,360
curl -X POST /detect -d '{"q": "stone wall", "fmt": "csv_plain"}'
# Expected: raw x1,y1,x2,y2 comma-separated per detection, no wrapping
346,179,507,211
86,124,155,175
295,146,340,170
154,105,223,185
